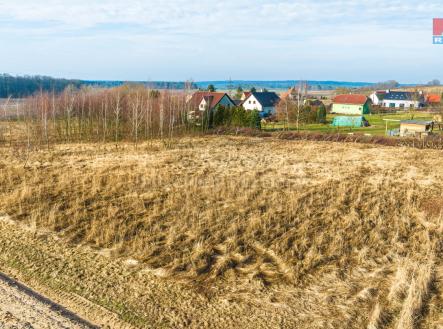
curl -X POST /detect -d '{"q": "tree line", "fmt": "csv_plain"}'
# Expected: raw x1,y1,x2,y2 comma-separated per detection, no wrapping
0,74,199,98
0,85,262,147
0,74,83,98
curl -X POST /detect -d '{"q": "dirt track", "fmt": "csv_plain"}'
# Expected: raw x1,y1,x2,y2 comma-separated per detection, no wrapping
0,272,97,329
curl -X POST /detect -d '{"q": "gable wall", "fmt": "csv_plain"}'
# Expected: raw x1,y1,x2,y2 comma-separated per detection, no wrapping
243,95,263,112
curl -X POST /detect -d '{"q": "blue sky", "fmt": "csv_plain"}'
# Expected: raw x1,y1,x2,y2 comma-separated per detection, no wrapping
0,0,442,83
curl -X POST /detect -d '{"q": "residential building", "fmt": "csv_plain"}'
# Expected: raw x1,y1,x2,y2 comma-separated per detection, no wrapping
382,91,424,109
242,92,281,117
240,92,252,101
369,91,387,106
188,92,235,112
304,99,324,107
331,94,371,115
426,94,442,105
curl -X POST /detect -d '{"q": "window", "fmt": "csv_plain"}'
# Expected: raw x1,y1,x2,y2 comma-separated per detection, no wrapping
399,104,405,108
249,101,252,104
410,104,415,108
253,101,256,104
389,103,395,108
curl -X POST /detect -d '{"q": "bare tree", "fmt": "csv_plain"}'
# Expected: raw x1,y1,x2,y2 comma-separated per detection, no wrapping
114,90,121,144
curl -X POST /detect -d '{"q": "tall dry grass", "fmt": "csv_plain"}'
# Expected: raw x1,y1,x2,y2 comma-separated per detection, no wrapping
1,137,443,328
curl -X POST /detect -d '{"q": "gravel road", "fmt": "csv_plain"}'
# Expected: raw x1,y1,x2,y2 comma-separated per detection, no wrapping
0,272,97,329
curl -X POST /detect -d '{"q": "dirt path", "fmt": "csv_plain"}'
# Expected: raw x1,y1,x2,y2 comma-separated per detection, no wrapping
0,271,97,329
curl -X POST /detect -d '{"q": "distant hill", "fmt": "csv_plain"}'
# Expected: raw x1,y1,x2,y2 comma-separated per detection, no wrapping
195,80,375,91
2,74,415,98
0,74,84,98
0,75,198,98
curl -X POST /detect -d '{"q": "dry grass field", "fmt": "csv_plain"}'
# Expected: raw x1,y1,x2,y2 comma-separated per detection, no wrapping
1,136,443,328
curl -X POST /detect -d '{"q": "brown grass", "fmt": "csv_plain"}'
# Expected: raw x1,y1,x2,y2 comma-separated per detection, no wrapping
1,136,443,328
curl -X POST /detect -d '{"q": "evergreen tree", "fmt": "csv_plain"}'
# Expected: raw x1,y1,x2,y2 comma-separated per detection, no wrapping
213,105,225,126
316,104,327,123
249,110,262,129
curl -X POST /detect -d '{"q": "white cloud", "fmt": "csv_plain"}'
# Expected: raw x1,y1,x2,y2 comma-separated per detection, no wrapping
1,0,440,34
0,0,442,81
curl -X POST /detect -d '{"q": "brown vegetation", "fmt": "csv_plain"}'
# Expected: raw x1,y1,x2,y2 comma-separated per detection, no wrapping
277,131,443,150
1,86,193,146
1,137,443,328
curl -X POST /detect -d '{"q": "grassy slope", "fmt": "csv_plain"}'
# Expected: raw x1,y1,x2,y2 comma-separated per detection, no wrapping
1,137,443,328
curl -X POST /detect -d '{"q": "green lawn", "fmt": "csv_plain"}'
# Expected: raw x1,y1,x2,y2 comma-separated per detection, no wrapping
263,112,437,136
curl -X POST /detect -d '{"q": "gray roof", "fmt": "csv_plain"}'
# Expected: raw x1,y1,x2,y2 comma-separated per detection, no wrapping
384,91,417,101
251,92,280,107
401,120,433,125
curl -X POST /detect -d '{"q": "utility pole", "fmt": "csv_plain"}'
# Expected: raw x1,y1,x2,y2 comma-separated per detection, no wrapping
227,77,234,98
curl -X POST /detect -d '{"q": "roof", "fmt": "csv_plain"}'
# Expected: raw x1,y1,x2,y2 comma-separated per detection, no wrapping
333,94,368,105
426,94,442,103
188,92,233,109
247,92,280,107
305,99,324,107
384,91,416,101
372,91,386,101
400,120,433,125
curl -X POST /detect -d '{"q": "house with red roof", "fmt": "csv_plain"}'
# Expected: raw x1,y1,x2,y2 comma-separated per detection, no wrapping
426,94,442,105
240,92,252,101
332,94,371,115
187,92,235,113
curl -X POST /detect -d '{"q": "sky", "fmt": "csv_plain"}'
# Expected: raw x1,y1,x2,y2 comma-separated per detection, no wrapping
0,0,442,83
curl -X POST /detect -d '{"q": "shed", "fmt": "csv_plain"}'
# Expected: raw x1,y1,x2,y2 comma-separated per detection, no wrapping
400,120,434,138
332,116,369,127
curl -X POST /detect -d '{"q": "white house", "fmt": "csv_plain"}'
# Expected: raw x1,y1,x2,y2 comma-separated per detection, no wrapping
369,91,387,106
381,91,425,109
242,92,280,117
